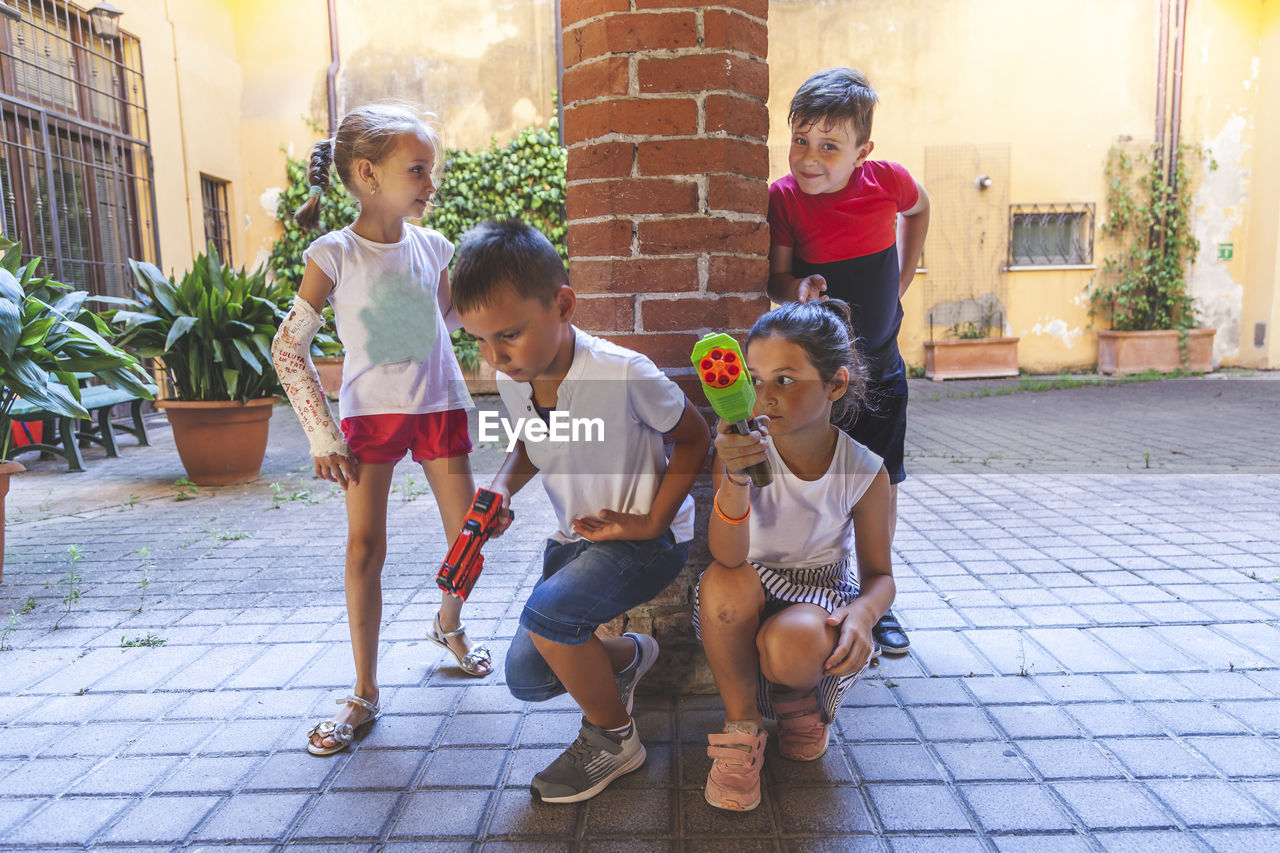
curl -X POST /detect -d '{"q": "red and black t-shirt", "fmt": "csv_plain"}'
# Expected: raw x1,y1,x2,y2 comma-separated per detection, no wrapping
768,161,919,380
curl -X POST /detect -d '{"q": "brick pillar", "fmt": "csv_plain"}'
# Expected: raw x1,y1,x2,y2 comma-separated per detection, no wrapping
560,0,771,692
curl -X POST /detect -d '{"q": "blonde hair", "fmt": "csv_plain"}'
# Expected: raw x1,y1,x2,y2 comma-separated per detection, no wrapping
294,103,440,230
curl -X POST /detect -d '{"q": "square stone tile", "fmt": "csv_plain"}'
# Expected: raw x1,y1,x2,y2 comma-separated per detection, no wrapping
988,705,1080,739
291,789,402,839
195,792,311,841
1095,830,1204,853
391,789,491,838
1145,779,1273,827
154,755,260,793
583,785,674,836
3,796,130,845
866,783,972,831
1051,781,1175,830
1195,828,1280,853
908,706,1002,741
1018,738,1123,779
776,784,875,834
961,782,1075,832
934,741,1034,781
98,794,219,844
1186,736,1280,778
332,747,426,790
485,788,581,838
68,756,179,794
847,743,944,782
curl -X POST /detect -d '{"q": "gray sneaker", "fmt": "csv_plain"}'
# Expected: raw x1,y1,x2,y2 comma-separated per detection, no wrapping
614,632,660,715
530,717,646,803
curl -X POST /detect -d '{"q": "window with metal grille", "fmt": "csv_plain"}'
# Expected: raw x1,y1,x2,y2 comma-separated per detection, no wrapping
200,175,231,264
0,0,158,298
1008,204,1094,267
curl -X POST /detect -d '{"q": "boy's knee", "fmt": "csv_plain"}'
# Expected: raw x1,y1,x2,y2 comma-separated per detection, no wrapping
504,629,565,703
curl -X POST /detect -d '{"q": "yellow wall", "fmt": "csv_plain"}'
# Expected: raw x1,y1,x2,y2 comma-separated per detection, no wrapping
769,0,1278,371
114,0,556,278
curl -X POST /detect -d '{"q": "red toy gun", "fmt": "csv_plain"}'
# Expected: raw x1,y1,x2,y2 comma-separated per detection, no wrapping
436,488,507,601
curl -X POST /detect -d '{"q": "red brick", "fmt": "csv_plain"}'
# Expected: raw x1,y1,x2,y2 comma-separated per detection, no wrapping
636,138,768,178
702,9,768,57
565,12,698,64
705,93,768,138
708,254,769,293
707,174,768,214
635,0,767,17
561,0,630,28
567,142,635,181
641,294,771,332
637,54,767,98
638,216,769,256
562,56,630,104
574,294,636,332
571,257,700,294
604,332,702,368
563,98,699,145
567,177,699,219
567,219,634,256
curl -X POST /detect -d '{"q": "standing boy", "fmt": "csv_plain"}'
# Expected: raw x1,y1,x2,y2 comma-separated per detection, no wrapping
451,219,710,803
767,67,930,656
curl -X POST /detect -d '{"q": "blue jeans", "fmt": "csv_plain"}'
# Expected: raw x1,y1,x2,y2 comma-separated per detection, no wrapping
505,532,690,703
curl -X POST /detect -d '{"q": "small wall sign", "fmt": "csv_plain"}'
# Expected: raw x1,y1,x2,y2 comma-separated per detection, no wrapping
1218,243,1234,261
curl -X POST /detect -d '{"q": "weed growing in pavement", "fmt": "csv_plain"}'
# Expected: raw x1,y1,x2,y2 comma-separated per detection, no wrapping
1016,634,1035,677
399,472,430,502
1,610,23,651
120,633,166,648
1143,450,1152,469
121,493,140,509
135,547,154,612
982,452,1003,466
201,523,253,542
173,477,198,501
20,595,36,614
53,545,85,629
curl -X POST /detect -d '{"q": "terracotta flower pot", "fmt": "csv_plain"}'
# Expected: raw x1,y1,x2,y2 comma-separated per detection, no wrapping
1096,329,1215,376
313,356,344,400
923,337,1020,381
155,398,277,485
1,459,24,583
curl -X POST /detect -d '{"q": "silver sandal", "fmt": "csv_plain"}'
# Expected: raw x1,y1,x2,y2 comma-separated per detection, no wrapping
306,694,380,756
427,614,493,677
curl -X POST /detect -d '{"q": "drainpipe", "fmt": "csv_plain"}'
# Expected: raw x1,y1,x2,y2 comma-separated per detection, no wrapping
553,0,564,146
326,0,340,136
1167,0,1188,192
1154,0,1169,170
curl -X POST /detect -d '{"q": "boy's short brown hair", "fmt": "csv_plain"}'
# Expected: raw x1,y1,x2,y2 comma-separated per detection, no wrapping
788,67,878,146
451,219,569,314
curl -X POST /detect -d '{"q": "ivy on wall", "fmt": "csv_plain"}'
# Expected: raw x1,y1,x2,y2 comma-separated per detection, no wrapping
1090,143,1209,332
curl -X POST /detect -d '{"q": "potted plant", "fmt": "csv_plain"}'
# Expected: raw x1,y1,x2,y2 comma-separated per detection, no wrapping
1089,143,1214,375
106,247,289,485
0,238,153,580
923,298,1020,381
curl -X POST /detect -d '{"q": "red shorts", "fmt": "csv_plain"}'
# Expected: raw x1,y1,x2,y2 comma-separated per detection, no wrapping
340,410,473,464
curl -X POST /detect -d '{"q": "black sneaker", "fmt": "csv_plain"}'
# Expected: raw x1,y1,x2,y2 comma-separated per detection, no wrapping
872,610,910,656
530,717,646,803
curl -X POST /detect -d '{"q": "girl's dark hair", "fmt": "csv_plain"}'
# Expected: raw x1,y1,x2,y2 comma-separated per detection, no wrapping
294,103,437,231
747,299,869,427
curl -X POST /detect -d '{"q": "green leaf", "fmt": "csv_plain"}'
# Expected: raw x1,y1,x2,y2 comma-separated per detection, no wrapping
165,316,199,351
0,297,20,356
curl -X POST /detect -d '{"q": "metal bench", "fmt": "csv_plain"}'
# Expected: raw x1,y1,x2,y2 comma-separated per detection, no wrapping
6,374,159,472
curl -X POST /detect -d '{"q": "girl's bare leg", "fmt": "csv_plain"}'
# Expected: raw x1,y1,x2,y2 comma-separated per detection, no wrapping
698,560,767,727
756,603,834,694
311,461,396,750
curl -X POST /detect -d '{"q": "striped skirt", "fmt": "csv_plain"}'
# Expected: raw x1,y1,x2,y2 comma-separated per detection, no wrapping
693,557,870,724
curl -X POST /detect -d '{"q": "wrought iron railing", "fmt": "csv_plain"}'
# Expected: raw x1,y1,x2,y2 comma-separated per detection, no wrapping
0,0,157,297
1008,203,1094,267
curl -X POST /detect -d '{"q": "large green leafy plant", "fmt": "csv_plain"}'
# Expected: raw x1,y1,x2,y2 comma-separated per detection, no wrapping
107,246,335,403
0,237,153,458
1090,143,1207,331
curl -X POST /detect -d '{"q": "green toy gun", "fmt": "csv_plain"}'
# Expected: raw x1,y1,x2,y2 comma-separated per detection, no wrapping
692,333,773,487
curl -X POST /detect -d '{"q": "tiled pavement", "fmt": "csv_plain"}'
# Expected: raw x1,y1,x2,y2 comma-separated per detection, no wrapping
1,375,1278,851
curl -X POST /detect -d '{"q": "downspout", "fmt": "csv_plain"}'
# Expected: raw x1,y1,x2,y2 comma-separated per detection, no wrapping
1167,0,1188,190
165,0,195,263
1154,0,1169,170
326,0,340,136
553,0,564,146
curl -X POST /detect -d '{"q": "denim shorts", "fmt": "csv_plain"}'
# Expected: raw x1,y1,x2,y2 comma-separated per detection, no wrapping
505,531,690,703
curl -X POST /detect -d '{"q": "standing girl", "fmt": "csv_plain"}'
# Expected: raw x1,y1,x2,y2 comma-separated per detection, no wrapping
694,299,897,810
272,103,493,757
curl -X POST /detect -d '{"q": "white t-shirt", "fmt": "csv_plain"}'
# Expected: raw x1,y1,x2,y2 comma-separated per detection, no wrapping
495,327,695,544
748,430,883,570
303,224,472,419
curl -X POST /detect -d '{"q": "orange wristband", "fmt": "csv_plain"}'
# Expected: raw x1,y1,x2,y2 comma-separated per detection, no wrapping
713,490,750,525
